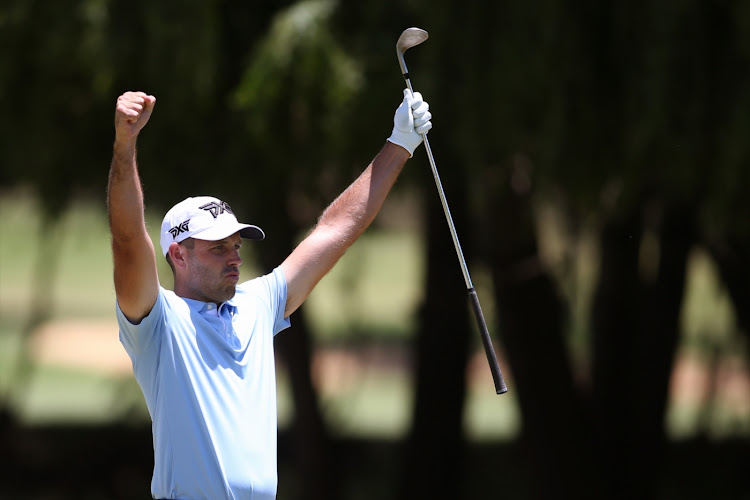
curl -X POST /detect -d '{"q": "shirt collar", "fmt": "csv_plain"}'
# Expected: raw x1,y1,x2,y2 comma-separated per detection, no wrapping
181,297,237,316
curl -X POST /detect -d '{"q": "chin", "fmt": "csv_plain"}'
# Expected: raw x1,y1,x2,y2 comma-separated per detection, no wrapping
221,287,237,302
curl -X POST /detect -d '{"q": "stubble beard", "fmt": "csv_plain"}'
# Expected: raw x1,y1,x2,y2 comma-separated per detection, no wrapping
187,262,239,304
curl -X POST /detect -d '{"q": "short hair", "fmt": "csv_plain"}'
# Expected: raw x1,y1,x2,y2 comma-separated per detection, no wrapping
165,237,195,274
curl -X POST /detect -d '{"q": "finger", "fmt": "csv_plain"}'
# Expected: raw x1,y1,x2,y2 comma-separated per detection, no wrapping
403,88,414,105
415,119,432,135
412,101,429,119
410,92,423,109
117,95,143,113
117,102,143,123
116,92,155,123
119,92,144,105
117,103,141,115
143,95,156,112
414,110,432,128
124,91,148,100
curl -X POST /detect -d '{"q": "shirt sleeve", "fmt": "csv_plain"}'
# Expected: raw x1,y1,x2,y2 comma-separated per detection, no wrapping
116,287,166,357
270,266,292,336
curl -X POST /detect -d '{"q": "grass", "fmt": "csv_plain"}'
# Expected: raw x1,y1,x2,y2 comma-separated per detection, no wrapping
0,189,520,439
304,230,423,341
1,189,748,440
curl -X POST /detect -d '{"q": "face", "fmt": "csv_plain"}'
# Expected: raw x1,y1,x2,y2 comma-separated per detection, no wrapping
176,233,243,304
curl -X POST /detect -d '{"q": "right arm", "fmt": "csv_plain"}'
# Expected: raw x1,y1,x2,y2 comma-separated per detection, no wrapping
107,91,159,323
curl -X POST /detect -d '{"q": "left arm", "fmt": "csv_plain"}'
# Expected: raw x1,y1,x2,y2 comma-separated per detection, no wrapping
280,90,431,317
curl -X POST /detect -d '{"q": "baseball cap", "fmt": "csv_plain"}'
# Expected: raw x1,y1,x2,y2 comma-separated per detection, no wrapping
159,196,265,256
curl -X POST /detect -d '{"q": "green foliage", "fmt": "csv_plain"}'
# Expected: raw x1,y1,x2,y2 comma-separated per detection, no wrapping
233,0,362,132
0,0,113,215
2,0,749,229
3,6,750,496
230,0,364,209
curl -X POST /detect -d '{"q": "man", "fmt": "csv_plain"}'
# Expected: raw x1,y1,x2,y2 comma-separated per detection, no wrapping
107,88,431,499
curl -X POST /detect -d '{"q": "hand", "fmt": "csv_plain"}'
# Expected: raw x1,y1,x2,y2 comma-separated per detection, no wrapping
114,91,156,144
387,89,432,157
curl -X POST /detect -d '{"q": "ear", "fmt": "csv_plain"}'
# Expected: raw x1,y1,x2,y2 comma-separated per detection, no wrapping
168,242,188,270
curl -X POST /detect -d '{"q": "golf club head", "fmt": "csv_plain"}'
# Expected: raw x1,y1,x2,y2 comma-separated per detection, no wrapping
396,27,429,76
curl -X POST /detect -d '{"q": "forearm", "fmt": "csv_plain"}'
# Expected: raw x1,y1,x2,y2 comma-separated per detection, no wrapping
107,139,149,242
280,142,410,317
316,89,428,238
281,89,430,317
317,141,410,243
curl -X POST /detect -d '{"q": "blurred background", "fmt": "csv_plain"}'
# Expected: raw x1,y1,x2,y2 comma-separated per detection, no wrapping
2,0,750,498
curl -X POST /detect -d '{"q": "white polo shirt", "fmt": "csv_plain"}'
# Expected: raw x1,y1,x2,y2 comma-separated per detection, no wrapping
117,267,290,500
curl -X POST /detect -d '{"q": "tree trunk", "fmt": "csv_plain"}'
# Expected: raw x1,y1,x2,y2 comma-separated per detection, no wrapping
590,208,643,499
399,165,470,500
633,203,694,497
488,169,600,500
591,201,694,499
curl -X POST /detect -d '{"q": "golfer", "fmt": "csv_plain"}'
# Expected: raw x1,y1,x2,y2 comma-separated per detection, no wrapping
107,89,431,499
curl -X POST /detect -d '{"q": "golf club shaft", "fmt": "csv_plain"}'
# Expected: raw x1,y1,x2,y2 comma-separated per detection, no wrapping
403,79,472,287
403,76,508,394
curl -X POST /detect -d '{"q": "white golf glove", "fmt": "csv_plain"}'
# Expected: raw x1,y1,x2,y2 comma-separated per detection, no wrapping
387,89,432,157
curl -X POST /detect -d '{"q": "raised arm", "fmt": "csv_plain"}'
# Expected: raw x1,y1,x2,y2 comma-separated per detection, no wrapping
107,91,159,323
281,90,431,317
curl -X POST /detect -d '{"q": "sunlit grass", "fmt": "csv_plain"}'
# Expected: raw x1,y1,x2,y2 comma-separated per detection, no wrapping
1,189,510,438
1,189,748,440
303,229,423,341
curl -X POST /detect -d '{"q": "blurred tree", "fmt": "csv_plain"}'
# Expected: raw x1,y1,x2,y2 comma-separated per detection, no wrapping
3,0,750,498
2,1,357,498
416,2,603,497
0,0,119,421
399,0,750,498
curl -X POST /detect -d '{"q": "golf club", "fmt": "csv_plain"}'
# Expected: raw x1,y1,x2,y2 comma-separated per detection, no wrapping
396,27,508,394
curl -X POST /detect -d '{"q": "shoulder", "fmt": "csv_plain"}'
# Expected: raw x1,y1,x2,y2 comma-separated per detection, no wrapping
234,267,291,335
233,267,288,316
237,267,287,297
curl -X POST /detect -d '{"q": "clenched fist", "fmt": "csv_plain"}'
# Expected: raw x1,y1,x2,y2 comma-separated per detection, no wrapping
114,91,156,144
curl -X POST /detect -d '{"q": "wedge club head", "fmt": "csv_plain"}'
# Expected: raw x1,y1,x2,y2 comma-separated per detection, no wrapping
396,27,429,77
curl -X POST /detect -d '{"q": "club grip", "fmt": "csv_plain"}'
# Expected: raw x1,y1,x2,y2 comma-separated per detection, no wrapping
468,288,508,394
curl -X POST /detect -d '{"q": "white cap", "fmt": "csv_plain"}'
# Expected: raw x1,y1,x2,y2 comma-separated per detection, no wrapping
159,196,264,256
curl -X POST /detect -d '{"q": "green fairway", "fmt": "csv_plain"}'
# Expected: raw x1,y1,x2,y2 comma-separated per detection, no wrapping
0,189,521,439
2,189,746,440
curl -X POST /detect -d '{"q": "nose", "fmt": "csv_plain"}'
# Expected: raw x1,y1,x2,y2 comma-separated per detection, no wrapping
228,247,242,267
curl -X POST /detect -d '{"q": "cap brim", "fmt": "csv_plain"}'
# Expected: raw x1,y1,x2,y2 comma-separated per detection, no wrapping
192,223,265,242
239,225,265,241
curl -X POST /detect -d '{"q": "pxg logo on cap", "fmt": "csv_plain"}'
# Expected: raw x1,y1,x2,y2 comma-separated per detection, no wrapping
159,196,265,256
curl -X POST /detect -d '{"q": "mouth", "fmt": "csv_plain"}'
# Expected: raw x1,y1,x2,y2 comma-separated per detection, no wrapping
225,269,240,283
